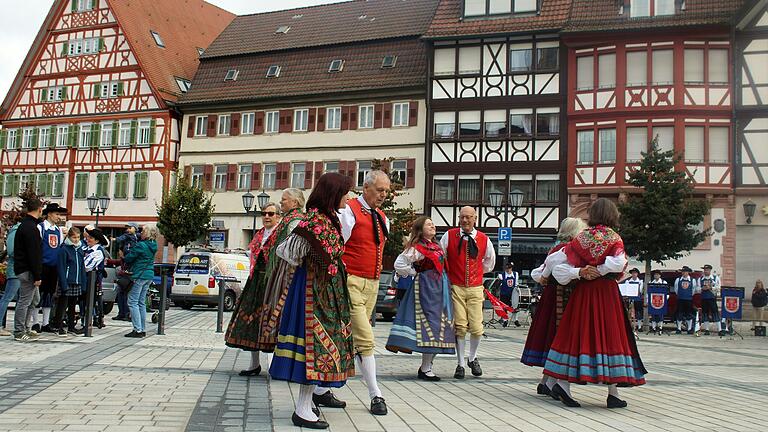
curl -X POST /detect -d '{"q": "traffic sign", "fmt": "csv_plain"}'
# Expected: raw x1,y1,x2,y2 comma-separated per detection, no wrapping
498,227,512,256
498,227,512,241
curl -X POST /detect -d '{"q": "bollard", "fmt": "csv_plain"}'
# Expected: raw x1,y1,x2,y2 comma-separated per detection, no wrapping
216,279,226,333
84,272,96,337
157,273,168,335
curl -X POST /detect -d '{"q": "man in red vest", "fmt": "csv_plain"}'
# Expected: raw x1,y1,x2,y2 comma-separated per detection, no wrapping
339,170,390,416
440,206,496,379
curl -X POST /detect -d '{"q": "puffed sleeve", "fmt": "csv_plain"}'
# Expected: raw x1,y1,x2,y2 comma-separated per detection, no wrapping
276,234,310,266
530,263,545,282
394,247,423,277
597,252,628,275
482,236,496,273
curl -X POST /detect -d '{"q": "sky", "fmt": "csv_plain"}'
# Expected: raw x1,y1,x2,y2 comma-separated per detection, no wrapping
0,0,347,102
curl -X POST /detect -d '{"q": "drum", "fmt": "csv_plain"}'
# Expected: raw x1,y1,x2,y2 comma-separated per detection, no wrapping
517,287,532,310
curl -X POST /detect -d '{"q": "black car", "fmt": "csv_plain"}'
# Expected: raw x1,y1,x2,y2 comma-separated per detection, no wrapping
375,270,398,321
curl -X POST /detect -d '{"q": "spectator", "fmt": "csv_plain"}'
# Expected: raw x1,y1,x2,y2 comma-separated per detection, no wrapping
112,223,139,321
37,203,68,333
83,227,108,329
123,224,158,338
752,280,767,331
0,220,21,336
53,227,86,336
13,198,44,342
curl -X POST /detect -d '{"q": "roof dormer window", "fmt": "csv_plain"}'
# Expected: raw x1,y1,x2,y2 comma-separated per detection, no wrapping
328,59,344,73
630,0,675,18
382,55,398,69
150,30,165,48
276,26,290,34
463,0,537,18
266,65,281,78
175,78,191,93
73,0,95,12
224,69,239,81
197,47,205,56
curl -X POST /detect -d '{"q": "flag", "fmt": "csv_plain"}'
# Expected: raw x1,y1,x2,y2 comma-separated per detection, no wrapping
484,288,516,320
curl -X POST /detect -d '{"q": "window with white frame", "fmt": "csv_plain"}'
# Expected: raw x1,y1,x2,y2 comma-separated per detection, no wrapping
359,105,374,129
263,163,277,189
599,129,616,163
393,102,409,127
653,126,675,154
458,46,481,75
191,166,204,189
391,160,407,186
626,127,647,162
598,53,616,88
44,86,66,102
459,111,481,136
217,114,231,136
577,130,594,164
709,127,729,163
484,110,506,137
241,112,255,135
175,78,191,93
324,161,339,173
19,174,33,192
434,112,456,138
291,163,306,188
78,124,93,148
684,126,705,163
38,127,50,149
326,107,342,130
464,0,537,17
576,56,593,90
194,116,207,136
137,119,151,145
52,173,65,197
22,128,35,149
509,110,533,135
266,111,279,133
100,122,112,148
293,109,309,132
433,177,455,201
630,0,650,17
6,130,18,150
99,81,120,99
684,49,704,83
433,48,455,76
708,49,728,84
67,39,83,56
237,164,251,190
68,38,100,56
652,50,674,84
655,0,675,16
626,51,647,86
213,165,227,191
119,121,131,147
356,160,372,188
56,125,68,147
76,0,95,12
509,45,533,72
150,30,165,48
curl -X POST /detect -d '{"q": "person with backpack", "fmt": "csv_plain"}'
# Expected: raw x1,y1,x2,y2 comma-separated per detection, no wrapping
123,225,158,338
111,223,139,321
54,227,86,336
752,280,767,332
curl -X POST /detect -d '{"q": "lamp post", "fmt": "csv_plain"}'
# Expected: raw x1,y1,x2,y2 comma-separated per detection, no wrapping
242,191,272,234
86,194,110,227
489,189,525,268
744,199,757,224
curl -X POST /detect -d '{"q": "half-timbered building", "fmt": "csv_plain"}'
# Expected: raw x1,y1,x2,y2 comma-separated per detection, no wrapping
0,0,234,248
563,0,745,284
178,0,438,249
423,0,571,271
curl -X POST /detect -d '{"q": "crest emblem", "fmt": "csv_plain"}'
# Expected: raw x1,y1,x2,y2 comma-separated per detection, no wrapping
725,296,740,313
651,293,665,309
48,233,59,248
680,280,690,289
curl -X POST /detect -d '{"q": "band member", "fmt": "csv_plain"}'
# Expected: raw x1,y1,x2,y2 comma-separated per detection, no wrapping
387,216,455,381
338,170,390,416
648,270,667,335
699,264,724,336
440,206,496,379
523,217,586,397
38,203,67,333
673,266,697,335
497,262,520,327
624,268,644,332
225,202,281,375
544,199,646,409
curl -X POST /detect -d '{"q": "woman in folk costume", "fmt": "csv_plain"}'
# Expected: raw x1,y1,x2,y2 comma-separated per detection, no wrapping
386,216,455,381
543,198,647,409
522,217,587,397
225,202,281,375
270,173,355,430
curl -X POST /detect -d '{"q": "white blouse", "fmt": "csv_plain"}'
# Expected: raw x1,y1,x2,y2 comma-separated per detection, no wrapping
394,247,424,277
551,249,628,286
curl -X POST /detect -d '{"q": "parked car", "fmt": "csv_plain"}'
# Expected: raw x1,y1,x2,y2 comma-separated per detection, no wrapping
170,250,249,311
101,265,118,315
376,270,398,321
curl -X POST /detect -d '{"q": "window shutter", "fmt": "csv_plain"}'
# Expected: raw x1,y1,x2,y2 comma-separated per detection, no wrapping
61,42,68,57
308,108,316,132
61,87,68,100
71,1,77,12
279,110,292,133
231,113,241,136
41,89,48,102
277,162,290,189
313,161,323,186
117,81,124,96
68,125,78,148
342,160,356,182
112,121,119,147
341,106,350,130
381,159,391,173
374,104,383,128
383,103,393,128
91,83,97,99
0,175,4,196
32,128,40,149
187,116,195,138
183,165,192,185
206,115,216,137
226,164,237,191
0,130,7,149
251,163,262,190
98,38,105,52
349,106,358,130
149,119,157,144
129,120,137,145
50,126,57,146
406,158,415,188
409,101,419,127
203,164,213,191
304,162,313,189
90,123,99,148
254,112,265,134
317,110,325,132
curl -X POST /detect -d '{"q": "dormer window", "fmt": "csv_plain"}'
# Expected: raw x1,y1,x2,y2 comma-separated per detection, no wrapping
197,47,205,56
276,26,290,34
224,69,239,81
266,65,281,78
382,55,397,68
630,0,675,18
463,0,537,18
175,78,191,93
328,59,344,73
150,30,165,48
74,0,95,12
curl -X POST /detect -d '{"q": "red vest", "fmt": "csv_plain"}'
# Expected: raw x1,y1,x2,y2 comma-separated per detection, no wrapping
342,198,387,279
446,228,488,288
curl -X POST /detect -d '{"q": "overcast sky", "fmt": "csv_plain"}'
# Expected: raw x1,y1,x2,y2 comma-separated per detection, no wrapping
0,0,347,101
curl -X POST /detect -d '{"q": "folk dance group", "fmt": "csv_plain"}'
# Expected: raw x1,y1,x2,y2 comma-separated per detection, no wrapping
224,170,647,428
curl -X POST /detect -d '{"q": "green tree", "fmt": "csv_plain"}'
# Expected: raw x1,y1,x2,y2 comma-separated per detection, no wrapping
371,158,418,264
156,172,214,248
618,138,710,327
2,185,49,235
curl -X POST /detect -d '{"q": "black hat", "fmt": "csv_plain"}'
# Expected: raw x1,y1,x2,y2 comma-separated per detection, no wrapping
505,262,514,268
84,227,109,247
629,268,639,274
652,269,662,275
702,264,713,270
680,266,693,273
42,203,68,216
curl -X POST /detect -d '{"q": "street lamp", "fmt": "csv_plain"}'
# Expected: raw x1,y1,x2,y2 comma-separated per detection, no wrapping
87,194,110,227
489,189,525,269
744,199,757,224
242,191,272,233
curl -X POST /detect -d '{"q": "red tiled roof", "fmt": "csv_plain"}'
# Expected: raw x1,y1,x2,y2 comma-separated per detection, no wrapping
179,38,426,105
424,0,572,38
202,0,439,58
110,0,235,103
564,0,745,32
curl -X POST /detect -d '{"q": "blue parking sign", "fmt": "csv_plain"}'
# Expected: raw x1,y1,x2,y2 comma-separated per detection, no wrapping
498,227,512,241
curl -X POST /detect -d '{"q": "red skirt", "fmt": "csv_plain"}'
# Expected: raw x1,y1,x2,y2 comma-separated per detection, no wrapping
520,284,557,367
543,278,647,386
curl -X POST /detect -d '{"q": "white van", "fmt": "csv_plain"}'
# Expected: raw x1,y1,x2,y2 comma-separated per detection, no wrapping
170,250,250,311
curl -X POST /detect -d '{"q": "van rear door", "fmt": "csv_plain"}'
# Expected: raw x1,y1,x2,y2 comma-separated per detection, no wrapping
173,254,211,296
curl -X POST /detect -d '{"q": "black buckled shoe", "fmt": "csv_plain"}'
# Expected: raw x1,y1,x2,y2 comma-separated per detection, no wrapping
238,365,261,377
454,365,465,379
418,369,441,382
467,359,483,377
312,390,346,408
551,384,581,408
536,383,551,396
370,396,387,416
607,394,628,409
291,412,328,429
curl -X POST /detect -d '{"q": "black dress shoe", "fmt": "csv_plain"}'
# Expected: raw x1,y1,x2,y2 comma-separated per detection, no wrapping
536,383,551,396
454,365,465,379
238,366,262,377
41,324,56,333
607,394,628,409
370,396,387,415
124,330,143,338
31,324,41,333
312,390,346,408
418,369,441,381
467,359,483,377
514,320,521,327
551,384,581,408
291,412,328,429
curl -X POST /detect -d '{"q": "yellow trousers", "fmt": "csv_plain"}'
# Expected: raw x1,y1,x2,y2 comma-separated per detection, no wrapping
347,274,379,356
451,285,485,338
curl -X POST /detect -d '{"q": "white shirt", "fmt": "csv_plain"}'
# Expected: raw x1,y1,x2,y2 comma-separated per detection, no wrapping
439,228,496,274
37,219,63,239
394,247,423,277
651,278,667,285
551,248,627,286
338,195,390,243
260,226,275,247
83,244,105,272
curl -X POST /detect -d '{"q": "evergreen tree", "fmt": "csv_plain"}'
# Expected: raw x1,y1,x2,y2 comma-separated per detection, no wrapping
156,172,214,248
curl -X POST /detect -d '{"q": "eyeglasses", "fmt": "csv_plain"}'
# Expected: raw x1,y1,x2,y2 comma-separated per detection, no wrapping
262,212,276,217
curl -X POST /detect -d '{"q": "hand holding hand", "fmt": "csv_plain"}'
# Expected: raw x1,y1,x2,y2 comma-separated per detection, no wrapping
539,276,549,286
579,266,600,280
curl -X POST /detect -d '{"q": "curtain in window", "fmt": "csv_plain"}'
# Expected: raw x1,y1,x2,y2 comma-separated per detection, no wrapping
626,51,647,86
598,54,616,88
577,56,593,90
458,179,481,202
626,127,647,162
652,50,674,84
708,127,729,163
684,127,705,162
708,49,728,84
684,49,704,83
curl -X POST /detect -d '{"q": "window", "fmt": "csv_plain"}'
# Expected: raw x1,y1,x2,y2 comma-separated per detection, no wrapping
483,178,506,204
599,129,616,163
56,125,68,148
76,0,95,12
326,107,342,130
626,51,647,86
99,81,121,99
577,130,594,164
464,0,485,16
114,173,129,199
238,164,251,190
263,164,277,189
393,103,409,127
684,49,704,83
536,112,559,136
356,160,372,188
275,25,290,34
191,166,204,189
293,109,309,132
536,176,559,203
217,115,231,136
241,112,255,135
133,172,148,199
508,178,533,204
652,50,674,85
509,111,532,135
22,128,35,150
99,122,113,148
2,174,18,197
78,124,93,148
266,111,279,133
509,47,533,72
382,55,397,68
328,59,344,73
52,173,65,197
68,39,83,56
36,174,52,197
5,130,18,150
119,121,131,147
324,161,339,173
194,116,207,137
653,126,675,154
137,119,152,145
537,44,559,70
630,0,650,17
391,160,407,185
459,111,481,136
458,47,481,75
39,127,50,149
19,174,33,192
626,127,648,162
433,49,455,76
433,179,455,201
74,173,88,199
484,110,507,137
685,126,705,163
95,172,110,197
197,47,205,56
265,65,281,78
66,38,100,56
709,127,729,163
224,69,239,81
464,0,536,16
214,165,227,191
175,78,191,93
598,54,616,88
576,56,593,90
434,112,456,138
458,178,481,202
358,105,374,129
708,49,728,84
291,163,306,188
655,0,675,16
150,30,165,48
44,86,66,102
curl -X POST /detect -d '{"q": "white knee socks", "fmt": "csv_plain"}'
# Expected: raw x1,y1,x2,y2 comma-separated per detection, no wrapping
608,384,619,397
296,384,318,421
249,351,260,370
357,355,382,399
546,376,556,390
468,335,481,362
420,353,435,376
456,337,466,366
556,379,572,396
42,308,51,326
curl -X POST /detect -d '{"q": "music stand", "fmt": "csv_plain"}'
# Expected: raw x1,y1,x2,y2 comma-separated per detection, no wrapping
720,286,745,340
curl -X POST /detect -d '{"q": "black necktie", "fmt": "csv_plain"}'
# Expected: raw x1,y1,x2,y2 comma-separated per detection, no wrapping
458,232,478,259
371,210,389,246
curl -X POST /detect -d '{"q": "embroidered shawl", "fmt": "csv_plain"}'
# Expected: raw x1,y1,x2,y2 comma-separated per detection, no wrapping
413,239,445,274
564,225,624,268
292,209,345,281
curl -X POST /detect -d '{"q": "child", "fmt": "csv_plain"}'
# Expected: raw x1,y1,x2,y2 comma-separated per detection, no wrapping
54,227,86,335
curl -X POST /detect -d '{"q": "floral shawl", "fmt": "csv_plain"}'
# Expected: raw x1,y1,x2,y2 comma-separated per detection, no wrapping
564,225,624,268
413,239,445,274
248,227,277,276
292,209,345,282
